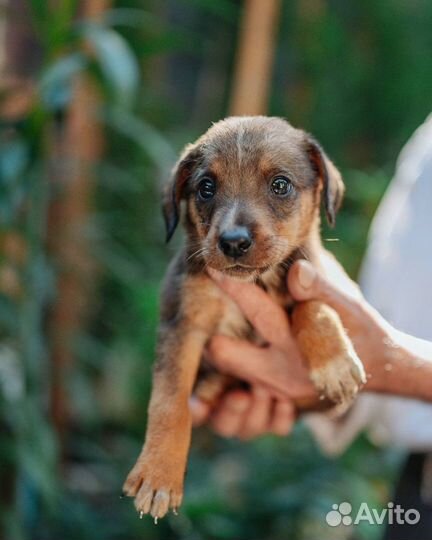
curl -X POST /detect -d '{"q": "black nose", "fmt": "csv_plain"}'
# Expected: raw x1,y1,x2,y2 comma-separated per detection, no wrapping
218,227,252,258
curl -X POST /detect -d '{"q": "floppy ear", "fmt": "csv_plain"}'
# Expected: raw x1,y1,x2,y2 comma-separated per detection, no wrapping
306,137,345,227
162,143,201,242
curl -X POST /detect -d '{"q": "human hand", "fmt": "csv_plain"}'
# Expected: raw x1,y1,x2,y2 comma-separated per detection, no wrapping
191,253,432,436
287,253,395,387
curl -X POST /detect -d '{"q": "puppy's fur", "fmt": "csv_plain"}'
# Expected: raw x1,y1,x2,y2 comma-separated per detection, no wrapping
123,117,366,519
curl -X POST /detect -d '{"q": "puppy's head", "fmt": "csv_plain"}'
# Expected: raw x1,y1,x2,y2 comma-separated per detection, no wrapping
163,116,344,279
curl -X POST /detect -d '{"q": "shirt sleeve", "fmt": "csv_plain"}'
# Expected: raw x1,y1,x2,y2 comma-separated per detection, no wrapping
306,114,432,454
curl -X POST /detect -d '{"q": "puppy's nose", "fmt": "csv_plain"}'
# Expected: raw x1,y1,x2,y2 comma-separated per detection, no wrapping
218,227,252,258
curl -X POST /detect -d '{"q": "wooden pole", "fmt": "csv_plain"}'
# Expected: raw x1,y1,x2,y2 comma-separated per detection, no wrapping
48,0,110,445
229,0,281,116
0,1,38,532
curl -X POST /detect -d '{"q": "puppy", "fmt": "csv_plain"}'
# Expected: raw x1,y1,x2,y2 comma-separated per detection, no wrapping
123,116,366,520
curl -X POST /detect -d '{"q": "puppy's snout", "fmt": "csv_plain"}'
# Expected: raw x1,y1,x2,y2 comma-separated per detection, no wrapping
218,227,252,259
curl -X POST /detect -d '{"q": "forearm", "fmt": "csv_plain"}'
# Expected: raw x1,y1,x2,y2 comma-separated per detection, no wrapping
366,330,432,402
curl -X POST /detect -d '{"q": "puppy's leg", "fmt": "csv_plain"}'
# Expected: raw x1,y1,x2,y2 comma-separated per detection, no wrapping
123,325,207,520
292,300,366,413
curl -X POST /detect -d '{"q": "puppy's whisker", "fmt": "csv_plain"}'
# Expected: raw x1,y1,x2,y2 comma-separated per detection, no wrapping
186,249,203,262
186,246,208,262
297,246,310,261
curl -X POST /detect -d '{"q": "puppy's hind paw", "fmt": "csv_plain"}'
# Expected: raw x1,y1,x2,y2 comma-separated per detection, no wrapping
310,348,366,416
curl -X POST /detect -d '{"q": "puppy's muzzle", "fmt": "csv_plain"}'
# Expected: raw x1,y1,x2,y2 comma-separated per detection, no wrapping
218,227,252,259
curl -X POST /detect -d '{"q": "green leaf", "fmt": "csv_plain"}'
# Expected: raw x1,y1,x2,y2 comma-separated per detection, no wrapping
80,23,140,109
0,139,29,185
39,53,87,110
102,108,176,173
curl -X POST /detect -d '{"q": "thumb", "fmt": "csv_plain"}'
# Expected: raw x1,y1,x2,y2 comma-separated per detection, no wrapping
288,260,362,321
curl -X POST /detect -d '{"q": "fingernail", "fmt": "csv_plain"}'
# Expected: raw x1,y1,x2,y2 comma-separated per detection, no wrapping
297,260,316,289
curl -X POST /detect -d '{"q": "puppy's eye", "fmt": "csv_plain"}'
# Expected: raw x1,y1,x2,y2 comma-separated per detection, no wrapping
270,176,293,196
198,177,216,200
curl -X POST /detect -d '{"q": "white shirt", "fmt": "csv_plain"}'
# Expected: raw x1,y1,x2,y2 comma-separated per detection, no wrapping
307,114,432,454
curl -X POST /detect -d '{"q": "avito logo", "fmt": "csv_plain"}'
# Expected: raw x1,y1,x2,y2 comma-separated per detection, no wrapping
326,501,421,527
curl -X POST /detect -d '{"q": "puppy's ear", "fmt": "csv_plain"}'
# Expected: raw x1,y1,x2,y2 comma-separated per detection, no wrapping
162,143,201,242
306,137,345,227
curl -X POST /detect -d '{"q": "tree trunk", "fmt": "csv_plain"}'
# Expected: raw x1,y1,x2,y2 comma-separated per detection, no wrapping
229,0,281,116
48,0,110,449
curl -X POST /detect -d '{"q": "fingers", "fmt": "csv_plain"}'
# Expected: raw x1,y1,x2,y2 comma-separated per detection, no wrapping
207,386,296,440
210,390,251,437
207,335,272,384
237,386,272,440
207,268,291,346
207,335,314,399
269,400,296,436
189,395,211,427
210,388,273,440
207,335,300,396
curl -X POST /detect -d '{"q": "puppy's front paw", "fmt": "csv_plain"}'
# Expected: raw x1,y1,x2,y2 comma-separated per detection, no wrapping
123,457,183,521
310,346,366,414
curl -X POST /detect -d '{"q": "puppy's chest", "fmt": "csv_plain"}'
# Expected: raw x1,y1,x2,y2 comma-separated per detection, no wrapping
215,298,252,339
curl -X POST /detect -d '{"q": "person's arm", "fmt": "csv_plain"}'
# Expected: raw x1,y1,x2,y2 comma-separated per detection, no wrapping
364,331,432,400
287,257,432,402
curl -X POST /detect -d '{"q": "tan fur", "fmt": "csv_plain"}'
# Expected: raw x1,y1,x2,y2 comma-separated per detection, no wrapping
292,301,365,410
124,116,366,519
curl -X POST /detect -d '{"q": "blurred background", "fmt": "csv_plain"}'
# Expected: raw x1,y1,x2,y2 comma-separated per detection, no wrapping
0,0,431,539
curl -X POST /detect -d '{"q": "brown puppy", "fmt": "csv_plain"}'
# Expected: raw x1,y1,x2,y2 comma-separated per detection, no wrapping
123,116,366,520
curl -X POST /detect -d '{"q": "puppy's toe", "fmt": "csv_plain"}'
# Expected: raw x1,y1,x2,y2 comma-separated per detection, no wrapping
150,490,171,520
135,481,154,515
123,464,144,497
310,347,366,414
170,490,183,513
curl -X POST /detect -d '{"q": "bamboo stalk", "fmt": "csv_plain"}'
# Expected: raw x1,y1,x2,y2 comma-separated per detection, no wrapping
229,0,281,116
